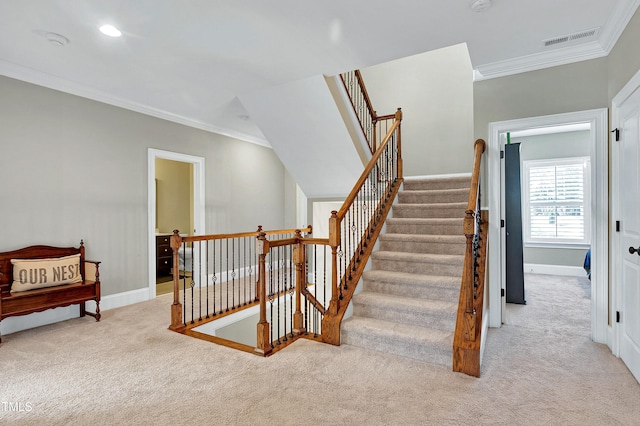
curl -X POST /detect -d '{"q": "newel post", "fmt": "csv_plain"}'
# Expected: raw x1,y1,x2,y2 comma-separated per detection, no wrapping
293,230,305,334
169,230,185,332
327,211,341,315
395,108,403,179
322,211,342,346
255,232,272,355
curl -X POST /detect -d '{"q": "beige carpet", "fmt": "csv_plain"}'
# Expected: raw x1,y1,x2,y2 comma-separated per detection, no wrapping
0,273,639,425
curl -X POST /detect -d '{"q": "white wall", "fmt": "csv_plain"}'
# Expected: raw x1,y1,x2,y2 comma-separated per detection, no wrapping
360,43,474,177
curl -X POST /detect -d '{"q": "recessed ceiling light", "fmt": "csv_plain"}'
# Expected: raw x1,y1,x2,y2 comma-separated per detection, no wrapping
99,24,122,37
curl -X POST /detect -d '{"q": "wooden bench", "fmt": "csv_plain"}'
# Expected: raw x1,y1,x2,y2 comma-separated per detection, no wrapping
0,241,101,343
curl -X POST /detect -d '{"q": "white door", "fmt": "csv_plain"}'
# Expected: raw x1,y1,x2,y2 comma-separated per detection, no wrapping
618,83,640,383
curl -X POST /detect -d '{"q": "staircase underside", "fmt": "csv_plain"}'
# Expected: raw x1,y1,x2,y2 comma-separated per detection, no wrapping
342,175,470,366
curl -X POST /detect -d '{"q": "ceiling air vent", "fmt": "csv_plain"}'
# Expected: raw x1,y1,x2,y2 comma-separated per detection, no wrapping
543,27,599,47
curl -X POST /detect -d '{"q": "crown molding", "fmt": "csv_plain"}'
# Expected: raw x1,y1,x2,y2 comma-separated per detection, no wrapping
0,59,271,148
474,0,640,81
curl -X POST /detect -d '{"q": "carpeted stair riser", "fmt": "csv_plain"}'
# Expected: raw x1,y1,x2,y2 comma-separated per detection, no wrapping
398,189,468,204
392,203,467,218
362,270,460,301
386,218,463,235
341,317,452,365
403,176,471,191
379,234,465,255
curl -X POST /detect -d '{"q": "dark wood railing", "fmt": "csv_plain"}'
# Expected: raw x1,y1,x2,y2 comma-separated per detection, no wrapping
341,70,397,154
453,139,488,377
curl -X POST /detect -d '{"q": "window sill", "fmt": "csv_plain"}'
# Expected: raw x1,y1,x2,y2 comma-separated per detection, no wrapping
524,242,591,250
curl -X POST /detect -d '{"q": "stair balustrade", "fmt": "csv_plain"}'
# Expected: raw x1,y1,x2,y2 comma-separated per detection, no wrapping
452,139,488,377
341,70,397,154
169,69,403,356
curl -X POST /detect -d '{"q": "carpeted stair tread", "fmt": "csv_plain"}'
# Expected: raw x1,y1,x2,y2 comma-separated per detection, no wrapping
404,175,471,191
379,233,465,255
372,250,463,264
341,316,453,365
386,217,464,235
398,188,468,204
352,291,457,330
392,202,467,218
362,270,460,300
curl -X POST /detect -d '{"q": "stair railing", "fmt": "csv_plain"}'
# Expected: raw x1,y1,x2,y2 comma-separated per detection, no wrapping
168,226,312,335
169,72,403,356
253,108,403,352
321,108,403,344
453,139,488,377
341,70,397,154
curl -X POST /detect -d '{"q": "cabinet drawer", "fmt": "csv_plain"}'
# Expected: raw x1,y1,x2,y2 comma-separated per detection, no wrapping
157,235,170,246
157,257,172,270
157,245,172,257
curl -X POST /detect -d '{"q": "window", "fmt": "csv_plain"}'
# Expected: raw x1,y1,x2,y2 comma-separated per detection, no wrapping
523,157,591,247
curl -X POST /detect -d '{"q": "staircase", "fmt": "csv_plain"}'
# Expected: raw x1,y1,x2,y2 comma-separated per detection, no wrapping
341,175,470,366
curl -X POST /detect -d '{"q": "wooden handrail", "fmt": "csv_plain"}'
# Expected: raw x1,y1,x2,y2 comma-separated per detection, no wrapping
453,139,488,378
353,70,377,123
464,139,486,232
180,226,312,243
337,108,402,220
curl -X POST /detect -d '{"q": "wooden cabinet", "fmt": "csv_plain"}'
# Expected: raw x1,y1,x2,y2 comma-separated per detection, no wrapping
156,235,172,276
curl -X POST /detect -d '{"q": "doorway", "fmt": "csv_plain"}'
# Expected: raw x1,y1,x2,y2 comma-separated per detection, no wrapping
487,108,609,345
612,68,640,383
147,149,205,299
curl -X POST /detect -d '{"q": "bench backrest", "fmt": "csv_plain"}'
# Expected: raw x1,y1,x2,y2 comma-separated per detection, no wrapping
0,243,85,295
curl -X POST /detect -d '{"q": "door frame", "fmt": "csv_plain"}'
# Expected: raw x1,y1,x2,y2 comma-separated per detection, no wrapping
487,108,609,345
147,148,206,299
612,67,640,357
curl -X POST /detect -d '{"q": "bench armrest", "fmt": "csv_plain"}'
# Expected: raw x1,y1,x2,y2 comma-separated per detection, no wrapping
82,260,101,282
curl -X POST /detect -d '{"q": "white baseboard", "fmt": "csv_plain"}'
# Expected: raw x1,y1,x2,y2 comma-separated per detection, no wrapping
1,287,150,337
523,263,587,277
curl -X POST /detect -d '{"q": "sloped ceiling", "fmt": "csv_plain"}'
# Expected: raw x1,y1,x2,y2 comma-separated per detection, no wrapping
0,0,638,146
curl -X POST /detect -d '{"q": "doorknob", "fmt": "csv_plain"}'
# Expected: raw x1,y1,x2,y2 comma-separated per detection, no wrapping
629,246,640,255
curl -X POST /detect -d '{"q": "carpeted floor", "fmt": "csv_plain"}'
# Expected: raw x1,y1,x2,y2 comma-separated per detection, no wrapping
0,273,638,425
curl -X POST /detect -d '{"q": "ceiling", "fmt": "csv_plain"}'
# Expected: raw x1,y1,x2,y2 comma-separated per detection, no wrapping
0,0,638,146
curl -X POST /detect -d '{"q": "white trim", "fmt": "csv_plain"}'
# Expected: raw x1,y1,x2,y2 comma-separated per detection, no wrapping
148,149,206,299
523,263,587,278
474,1,640,81
85,288,150,312
488,109,608,346
0,59,270,148
0,288,149,337
611,67,640,357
